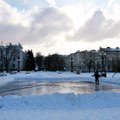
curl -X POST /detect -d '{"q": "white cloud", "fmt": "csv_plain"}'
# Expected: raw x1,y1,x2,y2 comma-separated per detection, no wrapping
61,4,95,30
1,0,120,55
24,7,73,45
47,0,56,7
0,1,73,48
69,10,120,42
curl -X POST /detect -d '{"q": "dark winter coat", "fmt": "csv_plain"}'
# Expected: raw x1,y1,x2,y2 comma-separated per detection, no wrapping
94,71,100,79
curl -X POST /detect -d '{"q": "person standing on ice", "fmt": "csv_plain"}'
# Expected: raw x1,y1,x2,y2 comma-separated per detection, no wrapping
94,70,100,85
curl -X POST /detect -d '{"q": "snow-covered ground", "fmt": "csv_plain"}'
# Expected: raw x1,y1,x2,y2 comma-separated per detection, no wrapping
0,71,120,85
0,71,120,120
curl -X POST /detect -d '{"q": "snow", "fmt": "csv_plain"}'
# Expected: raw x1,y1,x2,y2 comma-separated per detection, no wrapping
1,92,120,110
0,75,14,86
0,71,120,84
0,71,120,120
1,92,120,120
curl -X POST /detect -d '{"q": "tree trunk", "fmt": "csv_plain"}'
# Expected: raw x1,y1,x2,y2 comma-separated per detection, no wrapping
5,63,9,73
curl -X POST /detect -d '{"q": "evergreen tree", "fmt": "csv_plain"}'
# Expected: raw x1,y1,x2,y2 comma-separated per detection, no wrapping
35,52,43,70
25,50,35,71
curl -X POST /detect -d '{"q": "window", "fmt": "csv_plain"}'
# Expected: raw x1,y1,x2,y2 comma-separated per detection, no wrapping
1,64,3,68
13,64,15,68
18,56,20,59
13,57,16,61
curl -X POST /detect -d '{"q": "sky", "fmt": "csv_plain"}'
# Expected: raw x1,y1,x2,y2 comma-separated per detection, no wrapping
0,0,120,55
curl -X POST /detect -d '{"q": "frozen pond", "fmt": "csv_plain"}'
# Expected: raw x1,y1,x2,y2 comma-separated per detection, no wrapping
0,80,120,96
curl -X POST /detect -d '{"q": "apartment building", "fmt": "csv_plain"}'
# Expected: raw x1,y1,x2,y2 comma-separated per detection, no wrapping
65,47,120,72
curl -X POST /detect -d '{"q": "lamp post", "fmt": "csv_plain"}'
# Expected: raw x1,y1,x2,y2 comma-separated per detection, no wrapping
70,57,73,72
17,59,21,72
100,51,107,77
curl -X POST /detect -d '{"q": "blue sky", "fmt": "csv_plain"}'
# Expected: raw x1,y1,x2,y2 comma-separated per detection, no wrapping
4,0,49,10
1,0,120,55
4,0,108,10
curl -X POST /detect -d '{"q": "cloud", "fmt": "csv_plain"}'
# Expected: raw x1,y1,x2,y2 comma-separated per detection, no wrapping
3,0,120,55
23,7,73,45
70,10,120,42
0,22,27,44
47,0,56,7
0,1,72,46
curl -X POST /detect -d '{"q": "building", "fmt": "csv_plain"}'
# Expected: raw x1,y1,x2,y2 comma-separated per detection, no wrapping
99,47,120,72
64,47,120,72
0,43,26,72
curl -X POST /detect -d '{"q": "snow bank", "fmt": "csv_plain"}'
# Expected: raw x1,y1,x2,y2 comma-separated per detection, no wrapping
0,92,120,110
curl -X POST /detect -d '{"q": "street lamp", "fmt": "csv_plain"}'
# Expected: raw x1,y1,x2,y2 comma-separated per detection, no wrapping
70,57,73,72
100,51,107,77
17,59,21,72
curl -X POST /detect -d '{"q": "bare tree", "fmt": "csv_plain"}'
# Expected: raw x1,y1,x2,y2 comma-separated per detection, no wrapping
82,51,96,72
0,46,4,72
0,43,20,72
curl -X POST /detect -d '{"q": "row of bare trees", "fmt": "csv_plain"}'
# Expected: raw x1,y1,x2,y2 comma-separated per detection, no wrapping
0,43,120,73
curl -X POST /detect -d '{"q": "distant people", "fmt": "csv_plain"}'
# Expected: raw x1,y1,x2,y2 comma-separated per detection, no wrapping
94,70,100,85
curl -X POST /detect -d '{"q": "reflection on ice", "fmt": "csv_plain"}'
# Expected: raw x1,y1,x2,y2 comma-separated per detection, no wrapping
0,80,120,96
